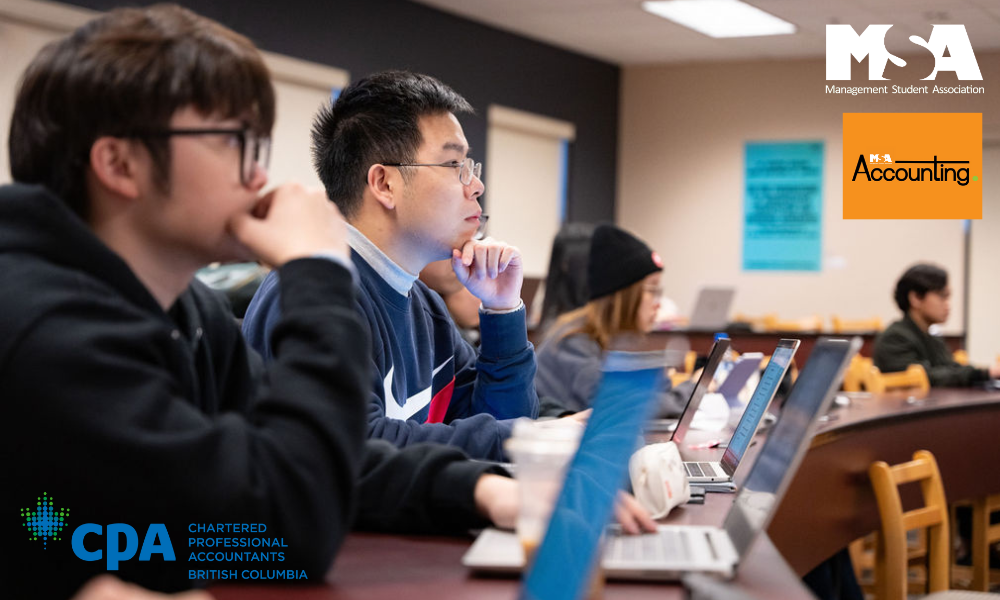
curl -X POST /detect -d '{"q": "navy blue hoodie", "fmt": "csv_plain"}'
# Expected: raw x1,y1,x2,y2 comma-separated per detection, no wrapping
244,228,538,461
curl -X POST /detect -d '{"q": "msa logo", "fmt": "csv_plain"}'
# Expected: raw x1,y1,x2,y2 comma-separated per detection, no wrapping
827,25,982,81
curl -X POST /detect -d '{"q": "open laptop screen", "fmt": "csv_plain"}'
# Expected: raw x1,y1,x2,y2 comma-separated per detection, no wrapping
723,338,860,559
689,287,735,330
671,338,730,445
521,350,664,600
720,339,799,472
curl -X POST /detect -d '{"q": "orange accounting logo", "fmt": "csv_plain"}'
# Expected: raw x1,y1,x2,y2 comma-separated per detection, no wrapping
843,113,981,219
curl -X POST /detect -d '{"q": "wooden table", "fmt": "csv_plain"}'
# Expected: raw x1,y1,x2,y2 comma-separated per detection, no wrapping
209,486,813,599
768,386,1000,576
208,386,1000,598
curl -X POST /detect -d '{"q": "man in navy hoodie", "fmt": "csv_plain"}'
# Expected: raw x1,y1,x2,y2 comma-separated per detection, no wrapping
244,71,540,461
0,7,517,597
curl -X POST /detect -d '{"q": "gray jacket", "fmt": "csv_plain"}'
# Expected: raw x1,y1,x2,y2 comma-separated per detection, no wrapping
535,329,691,417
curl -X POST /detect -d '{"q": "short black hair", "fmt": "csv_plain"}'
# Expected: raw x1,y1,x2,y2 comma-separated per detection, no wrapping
9,4,275,218
894,263,948,312
310,70,473,218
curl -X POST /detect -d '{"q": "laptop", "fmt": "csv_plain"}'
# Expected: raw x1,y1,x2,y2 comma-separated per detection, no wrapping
689,287,736,330
667,338,731,445
715,353,764,408
602,337,862,581
464,338,860,589
683,339,799,483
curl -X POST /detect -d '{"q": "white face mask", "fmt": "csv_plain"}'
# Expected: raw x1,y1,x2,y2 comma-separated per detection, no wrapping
629,441,691,519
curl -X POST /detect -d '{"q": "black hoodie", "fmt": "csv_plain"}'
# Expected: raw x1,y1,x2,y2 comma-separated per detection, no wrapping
0,184,496,598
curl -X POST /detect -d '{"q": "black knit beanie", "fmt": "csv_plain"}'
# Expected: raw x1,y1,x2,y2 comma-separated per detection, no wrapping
587,225,663,300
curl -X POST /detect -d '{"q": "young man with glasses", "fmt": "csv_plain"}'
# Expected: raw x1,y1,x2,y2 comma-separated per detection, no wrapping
1,7,520,597
244,71,540,461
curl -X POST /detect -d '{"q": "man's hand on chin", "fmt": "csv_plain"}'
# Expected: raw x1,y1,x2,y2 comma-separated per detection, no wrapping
452,237,523,311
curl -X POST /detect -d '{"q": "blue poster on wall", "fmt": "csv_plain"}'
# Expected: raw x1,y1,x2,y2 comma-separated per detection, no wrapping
743,141,824,271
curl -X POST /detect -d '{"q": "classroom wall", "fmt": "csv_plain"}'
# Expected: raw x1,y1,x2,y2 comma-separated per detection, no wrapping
969,143,1000,364
60,0,621,225
619,53,1000,347
0,3,348,192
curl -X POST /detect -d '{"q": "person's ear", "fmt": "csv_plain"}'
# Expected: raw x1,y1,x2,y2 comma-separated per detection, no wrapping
88,137,146,200
366,163,397,211
908,290,923,308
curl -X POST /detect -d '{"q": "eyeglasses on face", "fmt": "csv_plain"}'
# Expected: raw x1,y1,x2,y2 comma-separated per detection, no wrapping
130,128,271,186
382,157,483,186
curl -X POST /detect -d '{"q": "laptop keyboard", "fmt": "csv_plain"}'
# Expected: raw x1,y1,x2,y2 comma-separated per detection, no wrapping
685,462,716,478
606,529,690,563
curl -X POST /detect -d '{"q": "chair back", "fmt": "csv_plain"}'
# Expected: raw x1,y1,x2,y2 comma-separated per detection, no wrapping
869,450,950,600
864,364,929,394
762,314,823,332
831,315,883,334
952,350,969,366
843,355,873,392
970,494,1000,590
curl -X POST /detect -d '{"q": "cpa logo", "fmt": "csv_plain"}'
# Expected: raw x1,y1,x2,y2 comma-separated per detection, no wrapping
21,492,70,549
20,491,175,570
826,24,982,81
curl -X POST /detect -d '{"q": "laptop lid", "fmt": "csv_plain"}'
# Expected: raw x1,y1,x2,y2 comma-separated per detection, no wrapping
671,338,731,445
521,348,665,600
716,354,764,408
689,287,736,330
719,339,799,476
722,338,861,560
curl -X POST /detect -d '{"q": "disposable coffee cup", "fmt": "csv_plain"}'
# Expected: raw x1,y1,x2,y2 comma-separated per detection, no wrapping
504,418,583,557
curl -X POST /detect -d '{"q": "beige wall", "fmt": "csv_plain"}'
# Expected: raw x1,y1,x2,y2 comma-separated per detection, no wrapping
486,105,575,278
969,143,1000,364
0,1,347,191
619,53,1000,340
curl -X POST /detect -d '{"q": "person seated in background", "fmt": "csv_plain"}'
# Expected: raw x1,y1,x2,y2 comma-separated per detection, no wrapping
420,259,482,346
0,7,520,596
243,70,538,461
535,224,689,417
537,222,595,337
873,263,1000,386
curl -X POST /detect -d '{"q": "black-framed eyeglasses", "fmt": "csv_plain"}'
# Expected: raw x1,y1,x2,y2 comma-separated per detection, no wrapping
131,128,271,186
382,157,483,186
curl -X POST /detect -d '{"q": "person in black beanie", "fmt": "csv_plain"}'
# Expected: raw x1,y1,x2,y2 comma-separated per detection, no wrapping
535,224,688,416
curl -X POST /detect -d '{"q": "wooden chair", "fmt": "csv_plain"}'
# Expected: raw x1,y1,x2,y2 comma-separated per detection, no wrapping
954,350,970,366
762,313,823,332
843,355,873,392
831,315,883,334
864,364,930,395
667,350,701,387
684,350,697,375
669,371,690,387
869,450,951,599
970,494,1000,591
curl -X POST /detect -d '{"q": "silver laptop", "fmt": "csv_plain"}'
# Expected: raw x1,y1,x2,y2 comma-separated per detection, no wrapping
689,287,736,330
683,339,799,483
464,338,860,583
668,338,730,445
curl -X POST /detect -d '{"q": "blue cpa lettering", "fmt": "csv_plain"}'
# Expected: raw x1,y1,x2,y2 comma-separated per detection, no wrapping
72,524,176,570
